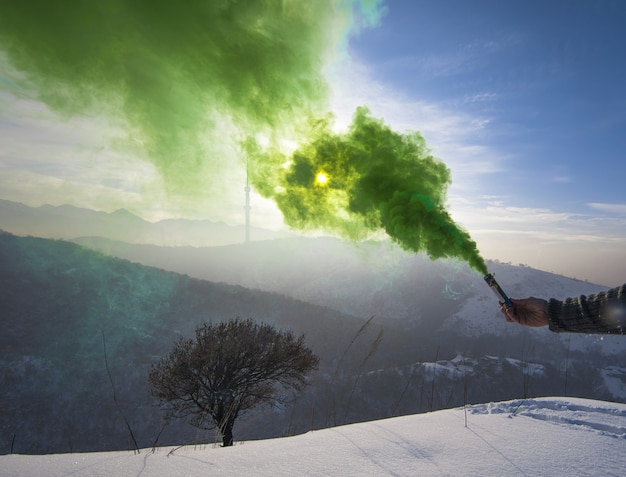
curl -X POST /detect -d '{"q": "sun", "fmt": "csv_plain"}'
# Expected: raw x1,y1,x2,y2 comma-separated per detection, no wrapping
315,171,329,185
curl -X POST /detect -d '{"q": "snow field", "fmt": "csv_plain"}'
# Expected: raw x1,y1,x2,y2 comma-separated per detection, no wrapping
1,397,625,477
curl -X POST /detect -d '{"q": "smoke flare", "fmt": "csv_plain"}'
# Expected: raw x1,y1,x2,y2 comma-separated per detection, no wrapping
0,0,487,273
247,107,488,274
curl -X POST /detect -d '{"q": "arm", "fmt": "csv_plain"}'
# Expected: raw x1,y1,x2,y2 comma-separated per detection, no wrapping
502,284,626,334
547,284,626,334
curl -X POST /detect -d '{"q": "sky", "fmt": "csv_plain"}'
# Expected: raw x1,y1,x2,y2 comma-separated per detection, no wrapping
2,397,626,476
0,0,625,286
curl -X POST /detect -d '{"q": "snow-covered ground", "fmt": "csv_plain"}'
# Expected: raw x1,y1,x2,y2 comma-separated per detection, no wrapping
2,397,625,476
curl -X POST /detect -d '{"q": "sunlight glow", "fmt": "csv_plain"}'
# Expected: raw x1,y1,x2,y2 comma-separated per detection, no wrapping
315,171,329,185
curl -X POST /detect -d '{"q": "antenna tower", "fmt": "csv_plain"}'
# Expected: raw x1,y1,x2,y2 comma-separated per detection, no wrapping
244,167,251,243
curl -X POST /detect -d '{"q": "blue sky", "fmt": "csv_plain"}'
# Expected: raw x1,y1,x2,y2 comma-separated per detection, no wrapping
351,0,626,206
329,0,626,285
0,0,624,286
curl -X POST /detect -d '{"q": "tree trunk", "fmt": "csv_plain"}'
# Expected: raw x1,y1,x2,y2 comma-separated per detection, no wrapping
221,420,234,447
213,398,238,447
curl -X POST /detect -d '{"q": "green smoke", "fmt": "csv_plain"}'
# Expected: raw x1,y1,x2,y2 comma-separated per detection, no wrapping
247,107,488,275
0,0,487,273
0,0,377,193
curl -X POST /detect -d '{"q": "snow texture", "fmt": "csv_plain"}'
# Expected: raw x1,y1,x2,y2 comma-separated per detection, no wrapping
2,397,625,476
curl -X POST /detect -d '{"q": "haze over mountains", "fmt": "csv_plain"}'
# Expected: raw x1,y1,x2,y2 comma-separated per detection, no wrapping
1,200,625,455
0,199,290,247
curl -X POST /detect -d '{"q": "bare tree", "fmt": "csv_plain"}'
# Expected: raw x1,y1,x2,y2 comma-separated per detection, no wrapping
148,318,319,447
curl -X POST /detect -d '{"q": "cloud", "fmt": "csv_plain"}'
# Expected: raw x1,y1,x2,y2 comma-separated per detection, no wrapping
550,175,573,183
460,92,499,105
379,35,515,80
446,195,626,284
0,92,159,188
587,202,626,215
450,194,626,243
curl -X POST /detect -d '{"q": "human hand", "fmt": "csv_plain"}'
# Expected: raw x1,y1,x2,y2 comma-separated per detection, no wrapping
501,297,549,328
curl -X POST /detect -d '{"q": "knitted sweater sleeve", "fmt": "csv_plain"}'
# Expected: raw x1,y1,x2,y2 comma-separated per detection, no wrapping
547,284,626,334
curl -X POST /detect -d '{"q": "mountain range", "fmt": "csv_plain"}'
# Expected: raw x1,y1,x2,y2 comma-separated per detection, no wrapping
1,201,624,455
0,198,291,246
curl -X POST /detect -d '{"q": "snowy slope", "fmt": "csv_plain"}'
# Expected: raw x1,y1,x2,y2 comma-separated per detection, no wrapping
444,261,609,337
2,397,625,477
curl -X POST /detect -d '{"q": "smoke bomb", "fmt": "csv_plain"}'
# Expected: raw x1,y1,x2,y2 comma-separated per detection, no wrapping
484,273,513,307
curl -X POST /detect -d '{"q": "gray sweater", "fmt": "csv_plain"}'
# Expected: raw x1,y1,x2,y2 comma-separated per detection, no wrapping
548,284,626,334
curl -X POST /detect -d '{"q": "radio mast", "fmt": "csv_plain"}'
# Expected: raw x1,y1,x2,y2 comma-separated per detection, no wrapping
244,166,251,243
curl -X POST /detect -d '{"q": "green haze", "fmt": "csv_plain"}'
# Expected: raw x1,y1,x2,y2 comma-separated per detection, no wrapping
247,107,488,274
0,0,487,272
0,0,380,193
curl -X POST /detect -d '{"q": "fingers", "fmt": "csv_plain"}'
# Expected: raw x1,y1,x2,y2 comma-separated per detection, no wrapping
500,302,517,323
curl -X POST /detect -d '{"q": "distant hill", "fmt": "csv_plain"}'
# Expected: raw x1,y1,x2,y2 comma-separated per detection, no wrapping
0,199,291,246
2,231,625,455
0,232,379,453
73,234,626,401
72,235,609,329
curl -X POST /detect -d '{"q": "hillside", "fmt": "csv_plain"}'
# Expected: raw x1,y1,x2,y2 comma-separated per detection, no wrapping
2,397,625,476
72,235,611,324
73,234,626,359
1,231,625,455
0,232,377,453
